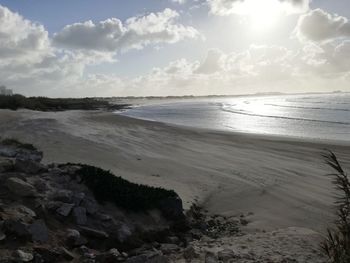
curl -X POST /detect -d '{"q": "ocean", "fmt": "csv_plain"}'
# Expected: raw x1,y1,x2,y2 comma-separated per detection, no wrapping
118,93,350,143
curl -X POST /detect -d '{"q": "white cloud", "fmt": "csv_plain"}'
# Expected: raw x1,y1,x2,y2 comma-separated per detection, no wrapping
53,9,199,53
171,0,186,4
0,5,51,64
208,0,309,16
296,9,350,42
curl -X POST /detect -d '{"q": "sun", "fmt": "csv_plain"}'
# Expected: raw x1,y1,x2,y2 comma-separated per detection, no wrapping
237,0,285,32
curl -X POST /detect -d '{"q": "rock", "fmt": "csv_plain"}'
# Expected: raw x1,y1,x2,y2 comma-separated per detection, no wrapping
96,213,112,221
73,207,87,225
46,201,63,211
4,219,30,238
0,231,6,241
56,203,74,217
72,192,85,206
79,226,109,239
66,229,87,247
183,246,198,260
95,248,121,263
6,177,36,197
0,146,18,158
217,249,237,261
166,236,180,244
125,253,169,263
16,149,43,162
13,250,34,262
14,159,46,174
125,255,148,263
159,243,180,255
48,168,64,176
81,199,99,215
0,157,14,173
33,178,48,192
205,252,218,263
116,223,132,243
28,220,49,243
34,247,75,262
51,190,73,203
15,205,37,218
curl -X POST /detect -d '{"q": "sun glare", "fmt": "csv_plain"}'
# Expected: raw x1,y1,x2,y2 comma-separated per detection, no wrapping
238,0,285,32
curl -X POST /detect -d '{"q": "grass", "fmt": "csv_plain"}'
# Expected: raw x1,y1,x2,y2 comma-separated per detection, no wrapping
0,94,128,111
65,164,181,216
1,138,37,151
321,151,350,263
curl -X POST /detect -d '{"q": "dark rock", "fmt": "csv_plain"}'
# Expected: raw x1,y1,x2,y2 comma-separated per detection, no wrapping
34,247,75,262
0,231,6,241
217,249,237,261
16,149,43,162
96,213,112,221
159,243,180,255
79,226,109,239
165,236,180,244
0,158,14,173
205,252,218,263
14,159,46,174
46,201,63,212
48,168,64,176
72,192,85,206
51,190,73,203
13,250,34,262
72,207,87,225
125,252,169,263
183,245,198,260
81,199,99,215
4,219,30,238
6,177,36,197
66,229,87,248
28,220,49,243
0,147,18,158
33,178,49,192
15,205,37,218
116,223,132,243
56,203,74,217
95,248,121,263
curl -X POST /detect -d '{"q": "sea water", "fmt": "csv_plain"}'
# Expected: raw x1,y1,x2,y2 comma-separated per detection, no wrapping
119,93,350,143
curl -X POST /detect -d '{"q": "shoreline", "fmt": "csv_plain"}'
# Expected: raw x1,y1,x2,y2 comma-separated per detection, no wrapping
0,109,350,234
116,111,350,148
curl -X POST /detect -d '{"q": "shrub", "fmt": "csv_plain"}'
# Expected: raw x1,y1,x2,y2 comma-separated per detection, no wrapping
0,94,128,111
1,138,37,151
321,151,350,263
71,164,179,212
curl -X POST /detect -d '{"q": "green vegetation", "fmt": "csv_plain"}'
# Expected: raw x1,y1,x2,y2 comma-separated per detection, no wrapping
322,151,350,263
1,138,36,151
70,164,179,213
0,94,128,111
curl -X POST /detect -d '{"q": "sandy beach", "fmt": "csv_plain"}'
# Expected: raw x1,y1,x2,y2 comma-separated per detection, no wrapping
1,109,349,235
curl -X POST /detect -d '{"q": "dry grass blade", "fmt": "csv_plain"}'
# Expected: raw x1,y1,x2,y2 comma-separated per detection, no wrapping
321,150,350,263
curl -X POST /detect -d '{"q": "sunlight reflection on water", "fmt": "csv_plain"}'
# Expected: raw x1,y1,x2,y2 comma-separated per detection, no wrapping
119,93,350,142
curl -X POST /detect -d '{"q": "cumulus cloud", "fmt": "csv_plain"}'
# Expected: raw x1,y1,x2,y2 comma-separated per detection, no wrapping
208,0,309,16
0,5,51,63
296,9,350,42
53,9,199,53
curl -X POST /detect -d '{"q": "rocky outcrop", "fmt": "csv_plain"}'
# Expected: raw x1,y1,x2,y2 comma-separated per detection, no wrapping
0,140,192,262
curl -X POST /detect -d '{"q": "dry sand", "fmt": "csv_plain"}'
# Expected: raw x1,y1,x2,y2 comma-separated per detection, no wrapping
0,109,349,261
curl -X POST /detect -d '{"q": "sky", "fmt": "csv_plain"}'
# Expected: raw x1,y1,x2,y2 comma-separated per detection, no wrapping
0,0,350,97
